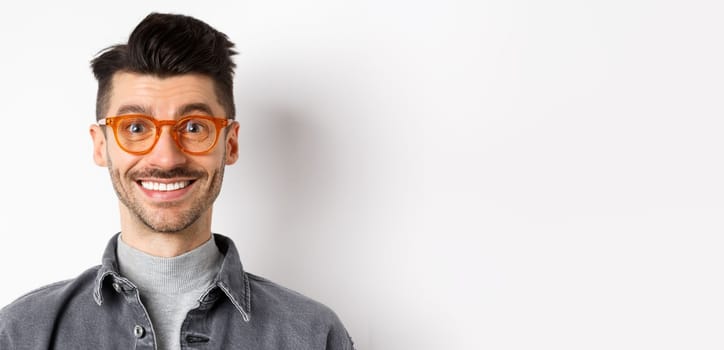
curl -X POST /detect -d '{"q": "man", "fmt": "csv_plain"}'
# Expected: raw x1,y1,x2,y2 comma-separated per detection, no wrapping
0,12,354,350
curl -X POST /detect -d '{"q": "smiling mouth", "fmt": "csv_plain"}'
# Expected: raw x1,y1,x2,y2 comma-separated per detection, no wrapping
139,180,193,191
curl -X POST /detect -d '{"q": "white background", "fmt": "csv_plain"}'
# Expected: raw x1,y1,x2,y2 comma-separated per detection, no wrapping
1,1,723,349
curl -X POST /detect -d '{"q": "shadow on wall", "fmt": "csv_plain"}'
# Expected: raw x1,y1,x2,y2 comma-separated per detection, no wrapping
224,55,372,292
234,102,341,287
220,57,444,348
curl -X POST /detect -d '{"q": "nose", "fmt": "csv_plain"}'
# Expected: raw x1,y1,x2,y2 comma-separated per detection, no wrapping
144,126,187,169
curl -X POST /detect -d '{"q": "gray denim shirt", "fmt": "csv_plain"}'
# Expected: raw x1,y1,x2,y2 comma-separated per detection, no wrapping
0,233,354,349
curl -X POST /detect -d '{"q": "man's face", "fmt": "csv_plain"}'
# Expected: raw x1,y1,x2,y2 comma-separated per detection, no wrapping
90,72,239,233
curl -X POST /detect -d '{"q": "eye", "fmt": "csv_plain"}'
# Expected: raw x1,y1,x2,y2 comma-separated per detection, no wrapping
117,117,154,138
180,118,210,134
185,121,204,133
127,122,147,134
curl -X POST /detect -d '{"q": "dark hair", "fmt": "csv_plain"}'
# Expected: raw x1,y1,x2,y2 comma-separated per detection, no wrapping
90,12,238,120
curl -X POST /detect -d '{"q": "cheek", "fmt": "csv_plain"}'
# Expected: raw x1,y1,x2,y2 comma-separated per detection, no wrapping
193,153,227,177
106,147,141,173
200,157,225,174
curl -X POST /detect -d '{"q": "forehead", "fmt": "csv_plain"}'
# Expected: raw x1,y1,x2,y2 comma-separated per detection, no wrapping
107,72,223,117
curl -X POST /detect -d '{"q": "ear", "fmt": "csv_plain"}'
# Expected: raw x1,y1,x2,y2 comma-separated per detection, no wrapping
224,121,240,165
89,124,108,167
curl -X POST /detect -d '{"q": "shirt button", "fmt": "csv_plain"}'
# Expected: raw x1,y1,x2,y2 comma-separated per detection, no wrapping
133,325,145,338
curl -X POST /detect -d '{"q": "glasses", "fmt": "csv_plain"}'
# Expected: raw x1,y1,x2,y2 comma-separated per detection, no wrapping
99,114,231,155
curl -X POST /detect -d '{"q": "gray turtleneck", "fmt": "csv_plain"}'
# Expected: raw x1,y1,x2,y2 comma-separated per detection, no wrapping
116,235,223,350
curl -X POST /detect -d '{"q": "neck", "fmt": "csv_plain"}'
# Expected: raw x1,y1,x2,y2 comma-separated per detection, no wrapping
119,206,213,258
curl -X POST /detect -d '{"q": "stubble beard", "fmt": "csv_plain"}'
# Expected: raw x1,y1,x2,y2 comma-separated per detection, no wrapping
107,158,226,233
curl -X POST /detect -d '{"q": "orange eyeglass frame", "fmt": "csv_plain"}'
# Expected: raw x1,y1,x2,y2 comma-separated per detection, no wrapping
99,114,231,156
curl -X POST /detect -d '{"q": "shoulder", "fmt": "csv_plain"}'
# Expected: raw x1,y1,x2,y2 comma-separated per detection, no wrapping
247,273,348,325
247,273,335,316
245,273,355,348
0,265,101,328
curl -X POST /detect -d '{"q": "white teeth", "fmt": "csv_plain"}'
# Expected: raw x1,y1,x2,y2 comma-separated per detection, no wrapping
140,181,190,191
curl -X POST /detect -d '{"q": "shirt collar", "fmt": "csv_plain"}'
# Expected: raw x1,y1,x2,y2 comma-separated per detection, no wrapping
93,232,251,322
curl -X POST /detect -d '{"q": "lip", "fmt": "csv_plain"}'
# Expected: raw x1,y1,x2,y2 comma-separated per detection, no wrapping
136,179,196,201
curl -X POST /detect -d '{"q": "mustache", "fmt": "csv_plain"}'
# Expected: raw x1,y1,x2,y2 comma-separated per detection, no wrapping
130,167,205,179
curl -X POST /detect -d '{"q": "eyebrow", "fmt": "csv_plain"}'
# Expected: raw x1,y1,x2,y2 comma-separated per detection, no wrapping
178,103,215,117
115,104,150,116
114,103,215,118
